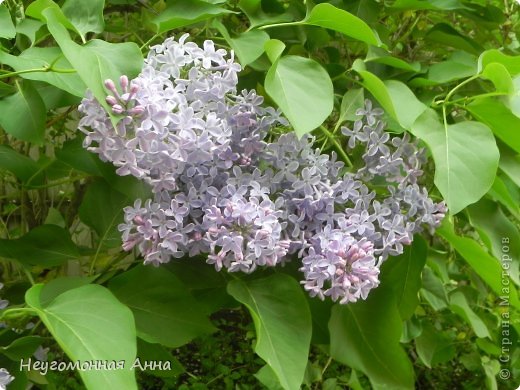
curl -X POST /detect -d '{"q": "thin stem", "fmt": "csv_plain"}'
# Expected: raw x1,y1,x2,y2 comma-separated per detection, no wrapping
258,21,303,30
23,268,35,285
320,126,353,167
0,66,76,80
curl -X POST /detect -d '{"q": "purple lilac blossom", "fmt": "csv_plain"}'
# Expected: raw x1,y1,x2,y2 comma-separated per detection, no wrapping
79,36,446,304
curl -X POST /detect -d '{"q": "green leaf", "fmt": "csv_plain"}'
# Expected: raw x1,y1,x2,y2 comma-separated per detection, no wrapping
412,109,499,214
43,7,143,126
227,274,312,390
255,365,285,390
26,0,78,34
153,0,234,33
264,39,285,63
0,225,80,267
109,265,216,348
415,323,455,367
488,175,520,220
380,237,427,320
391,0,466,10
437,219,520,309
15,18,45,45
212,20,269,67
0,5,15,39
303,3,380,46
468,199,520,285
366,46,420,72
238,0,291,29
467,98,520,154
338,88,364,125
352,60,397,119
329,286,415,390
449,290,491,338
78,180,129,249
39,276,97,306
426,23,483,55
25,284,138,390
499,146,520,188
62,0,105,40
427,52,477,84
481,62,513,94
478,50,520,75
265,55,333,137
230,30,270,67
0,81,46,145
136,339,184,378
0,145,44,185
0,47,86,97
420,266,448,311
481,357,500,390
1,336,43,361
384,80,427,129
56,136,105,176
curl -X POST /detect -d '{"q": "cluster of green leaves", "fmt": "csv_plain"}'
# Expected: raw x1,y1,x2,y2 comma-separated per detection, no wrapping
0,0,519,389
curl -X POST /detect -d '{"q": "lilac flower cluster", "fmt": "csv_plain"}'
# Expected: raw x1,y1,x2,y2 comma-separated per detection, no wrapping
78,35,445,304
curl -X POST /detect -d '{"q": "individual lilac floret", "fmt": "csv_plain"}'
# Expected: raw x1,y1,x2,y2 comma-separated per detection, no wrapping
79,34,446,305
301,228,380,304
0,368,14,390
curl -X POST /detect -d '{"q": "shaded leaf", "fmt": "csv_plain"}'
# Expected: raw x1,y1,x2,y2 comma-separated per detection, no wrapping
329,286,415,390
380,237,427,320
153,0,233,33
265,55,333,137
228,274,312,390
25,284,137,390
0,225,80,267
412,109,499,214
437,219,520,309
109,265,216,348
0,81,46,144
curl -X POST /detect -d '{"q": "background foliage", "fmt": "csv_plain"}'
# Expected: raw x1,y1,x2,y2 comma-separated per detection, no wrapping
0,0,519,389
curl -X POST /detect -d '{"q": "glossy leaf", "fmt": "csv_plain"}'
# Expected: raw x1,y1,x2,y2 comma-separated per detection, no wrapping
25,284,138,390
0,5,15,39
238,0,291,28
480,62,513,94
109,265,216,348
412,109,499,214
228,274,312,390
415,323,456,367
0,81,46,144
0,225,80,267
303,4,380,46
478,50,520,75
467,98,520,154
78,180,129,249
0,145,43,185
437,219,520,309
62,0,105,40
43,7,143,125
426,23,482,54
153,0,234,33
264,39,285,63
366,46,420,72
338,88,364,124
0,47,85,97
329,286,415,390
380,237,427,320
449,291,491,339
1,336,43,361
468,199,520,285
420,266,449,311
265,55,333,137
391,0,466,10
